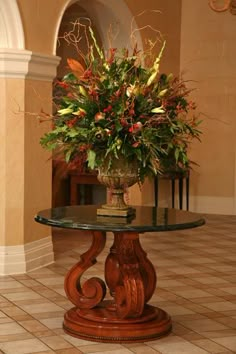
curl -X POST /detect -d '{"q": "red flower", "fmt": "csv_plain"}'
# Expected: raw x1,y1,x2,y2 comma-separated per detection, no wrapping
129,109,135,116
83,69,93,79
114,89,121,97
78,109,86,117
95,112,105,121
129,122,143,133
107,48,117,64
66,118,77,128
88,88,98,100
103,105,113,113
57,81,69,89
105,129,112,136
188,101,197,110
79,144,90,152
176,103,184,113
132,141,140,148
120,118,128,126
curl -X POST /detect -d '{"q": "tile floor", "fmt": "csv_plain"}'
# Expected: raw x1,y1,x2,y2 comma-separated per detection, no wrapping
0,213,236,353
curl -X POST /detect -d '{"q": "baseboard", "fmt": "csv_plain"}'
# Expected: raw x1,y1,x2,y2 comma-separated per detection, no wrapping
0,236,54,275
141,195,236,215
189,196,235,215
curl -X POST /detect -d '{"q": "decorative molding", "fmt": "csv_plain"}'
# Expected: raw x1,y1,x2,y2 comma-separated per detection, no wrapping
0,49,60,80
0,236,54,275
0,0,25,49
208,0,236,14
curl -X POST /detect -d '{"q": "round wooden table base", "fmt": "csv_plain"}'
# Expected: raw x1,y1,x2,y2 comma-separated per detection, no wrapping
35,206,205,343
63,302,172,343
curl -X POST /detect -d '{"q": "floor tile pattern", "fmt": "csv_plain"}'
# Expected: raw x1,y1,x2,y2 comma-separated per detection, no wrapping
0,213,236,353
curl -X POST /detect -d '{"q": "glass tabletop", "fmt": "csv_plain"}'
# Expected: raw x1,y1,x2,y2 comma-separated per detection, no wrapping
35,205,205,233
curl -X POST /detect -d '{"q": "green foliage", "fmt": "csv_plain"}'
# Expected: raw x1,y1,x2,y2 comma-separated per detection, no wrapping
40,25,202,181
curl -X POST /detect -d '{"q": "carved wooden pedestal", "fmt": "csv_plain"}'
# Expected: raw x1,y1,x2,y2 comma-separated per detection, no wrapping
63,231,172,343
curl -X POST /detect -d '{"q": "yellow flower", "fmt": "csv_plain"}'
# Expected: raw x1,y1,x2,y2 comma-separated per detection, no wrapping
58,107,73,115
151,106,165,114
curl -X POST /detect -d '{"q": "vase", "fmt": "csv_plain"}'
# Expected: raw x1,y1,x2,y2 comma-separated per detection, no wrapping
96,157,139,217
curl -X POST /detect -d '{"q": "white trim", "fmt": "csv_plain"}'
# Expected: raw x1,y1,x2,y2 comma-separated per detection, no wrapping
0,49,61,80
0,0,25,49
0,236,54,275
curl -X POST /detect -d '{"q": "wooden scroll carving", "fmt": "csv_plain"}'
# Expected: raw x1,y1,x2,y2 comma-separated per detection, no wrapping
64,231,107,308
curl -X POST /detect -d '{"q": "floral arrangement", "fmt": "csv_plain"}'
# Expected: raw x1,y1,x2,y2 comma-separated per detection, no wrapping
40,21,201,183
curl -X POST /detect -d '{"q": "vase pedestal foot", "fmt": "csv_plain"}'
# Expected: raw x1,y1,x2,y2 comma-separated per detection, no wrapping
63,302,172,343
96,206,136,217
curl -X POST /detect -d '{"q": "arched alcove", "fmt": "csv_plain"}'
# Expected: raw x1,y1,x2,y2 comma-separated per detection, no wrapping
56,2,103,78
0,0,25,49
53,0,142,55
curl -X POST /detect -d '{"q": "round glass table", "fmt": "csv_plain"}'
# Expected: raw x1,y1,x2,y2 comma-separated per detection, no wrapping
35,205,205,343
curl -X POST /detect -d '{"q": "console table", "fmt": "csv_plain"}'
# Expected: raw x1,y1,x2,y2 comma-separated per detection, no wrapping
35,205,205,343
154,170,190,210
69,170,100,205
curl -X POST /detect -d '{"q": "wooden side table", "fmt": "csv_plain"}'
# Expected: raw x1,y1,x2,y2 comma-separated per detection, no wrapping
154,170,190,210
69,171,100,205
35,205,205,343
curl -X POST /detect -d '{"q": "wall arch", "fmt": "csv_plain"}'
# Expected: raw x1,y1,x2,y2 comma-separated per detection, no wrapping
53,0,142,55
0,0,25,49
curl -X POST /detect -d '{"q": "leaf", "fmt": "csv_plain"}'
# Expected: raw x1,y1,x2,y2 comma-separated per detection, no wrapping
87,149,96,169
174,148,180,162
67,58,85,78
54,126,68,133
166,73,174,83
67,129,79,138
65,149,73,163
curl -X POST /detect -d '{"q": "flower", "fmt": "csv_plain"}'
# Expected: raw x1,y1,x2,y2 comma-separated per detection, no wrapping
40,22,201,183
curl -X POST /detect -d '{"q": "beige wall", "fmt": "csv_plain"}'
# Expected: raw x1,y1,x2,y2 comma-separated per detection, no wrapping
16,0,66,54
24,80,53,244
2,78,25,246
125,0,182,74
181,0,236,214
0,78,52,246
